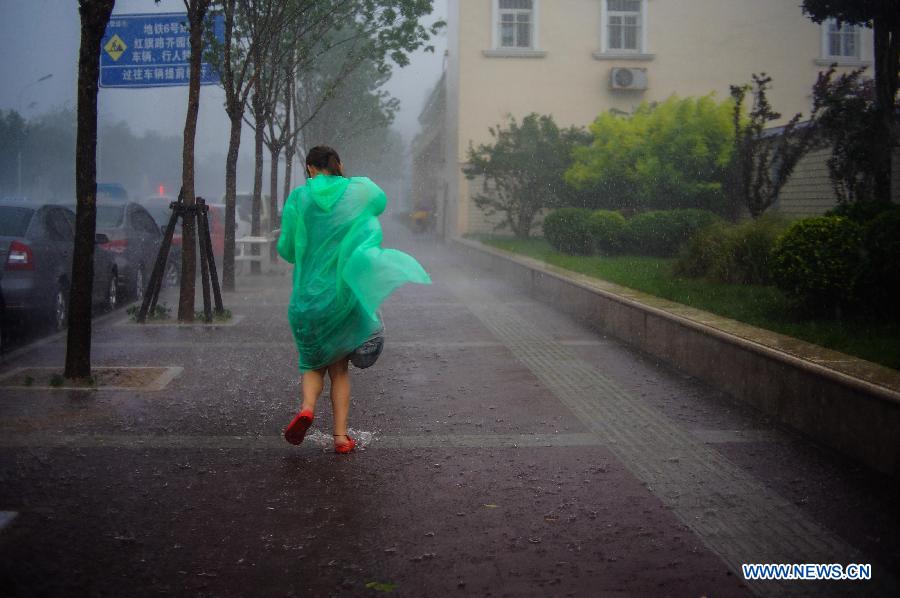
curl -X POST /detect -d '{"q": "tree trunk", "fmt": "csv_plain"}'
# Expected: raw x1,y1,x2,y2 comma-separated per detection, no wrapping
65,0,116,380
268,143,280,262
283,146,294,208
223,111,241,291
872,18,897,202
178,0,209,322
282,76,295,210
251,91,264,275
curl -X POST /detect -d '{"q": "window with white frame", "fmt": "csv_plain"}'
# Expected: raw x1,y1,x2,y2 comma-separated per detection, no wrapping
605,0,643,53
497,0,534,49
823,18,860,60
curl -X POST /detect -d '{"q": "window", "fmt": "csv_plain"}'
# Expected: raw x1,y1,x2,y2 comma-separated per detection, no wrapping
823,19,860,60
607,0,642,52
497,0,534,49
132,209,160,235
45,209,73,242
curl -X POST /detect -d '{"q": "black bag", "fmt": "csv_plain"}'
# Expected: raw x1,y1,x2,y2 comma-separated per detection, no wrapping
350,335,384,369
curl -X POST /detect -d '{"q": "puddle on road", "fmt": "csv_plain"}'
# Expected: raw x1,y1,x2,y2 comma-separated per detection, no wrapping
303,428,375,451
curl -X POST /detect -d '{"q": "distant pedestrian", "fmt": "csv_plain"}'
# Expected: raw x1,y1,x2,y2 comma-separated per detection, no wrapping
276,146,431,453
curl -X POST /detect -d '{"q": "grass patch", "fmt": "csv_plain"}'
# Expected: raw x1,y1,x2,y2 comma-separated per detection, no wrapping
194,308,233,322
127,303,171,322
484,237,900,371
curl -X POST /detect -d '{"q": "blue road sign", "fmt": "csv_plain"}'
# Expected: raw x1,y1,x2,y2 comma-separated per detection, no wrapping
100,12,224,89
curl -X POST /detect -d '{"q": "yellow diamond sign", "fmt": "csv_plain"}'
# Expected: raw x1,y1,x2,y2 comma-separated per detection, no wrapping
104,34,127,61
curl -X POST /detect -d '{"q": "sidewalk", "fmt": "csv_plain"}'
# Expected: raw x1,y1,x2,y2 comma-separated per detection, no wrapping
0,226,898,596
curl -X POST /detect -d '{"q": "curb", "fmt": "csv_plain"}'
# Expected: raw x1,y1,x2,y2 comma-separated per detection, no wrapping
453,236,900,475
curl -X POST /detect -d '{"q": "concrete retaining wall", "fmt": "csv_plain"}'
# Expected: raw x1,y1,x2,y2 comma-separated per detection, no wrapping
453,237,900,476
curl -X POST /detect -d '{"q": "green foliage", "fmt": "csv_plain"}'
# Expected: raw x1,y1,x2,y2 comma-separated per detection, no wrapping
675,216,791,285
365,581,397,593
127,303,172,322
802,1,899,202
566,95,734,213
727,74,822,218
770,216,864,312
802,0,885,25
588,210,626,254
0,107,216,201
543,208,594,255
826,197,896,223
620,209,721,256
194,308,234,322
858,207,900,317
484,236,900,370
465,114,591,238
812,67,879,203
49,374,64,388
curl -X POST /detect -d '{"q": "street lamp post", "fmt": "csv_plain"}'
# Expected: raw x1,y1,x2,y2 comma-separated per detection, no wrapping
15,73,53,197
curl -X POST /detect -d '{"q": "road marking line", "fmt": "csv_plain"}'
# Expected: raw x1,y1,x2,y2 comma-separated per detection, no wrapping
448,266,897,596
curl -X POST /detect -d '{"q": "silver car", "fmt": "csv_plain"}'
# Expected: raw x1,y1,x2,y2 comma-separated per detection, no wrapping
94,202,165,300
0,199,119,332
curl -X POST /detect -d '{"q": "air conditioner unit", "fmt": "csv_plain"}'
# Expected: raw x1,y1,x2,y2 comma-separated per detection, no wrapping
610,67,648,91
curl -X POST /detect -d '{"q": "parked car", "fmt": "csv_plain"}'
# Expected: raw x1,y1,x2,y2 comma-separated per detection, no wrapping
0,199,118,332
96,183,130,203
206,202,226,262
94,202,166,300
140,196,181,287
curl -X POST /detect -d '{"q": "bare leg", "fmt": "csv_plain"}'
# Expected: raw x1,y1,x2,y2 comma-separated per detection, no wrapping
301,366,327,413
327,357,351,445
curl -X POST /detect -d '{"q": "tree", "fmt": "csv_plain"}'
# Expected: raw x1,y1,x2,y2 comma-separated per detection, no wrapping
727,74,822,219
207,0,441,286
811,67,880,203
566,95,734,213
294,39,400,169
0,111,27,195
802,0,900,200
464,114,591,239
175,0,213,322
65,0,116,380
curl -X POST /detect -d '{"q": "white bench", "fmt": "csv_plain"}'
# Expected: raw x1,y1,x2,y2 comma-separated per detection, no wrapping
235,235,276,274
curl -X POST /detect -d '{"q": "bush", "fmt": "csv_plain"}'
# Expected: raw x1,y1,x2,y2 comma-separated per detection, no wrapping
588,210,626,254
677,216,790,285
770,216,863,312
543,208,594,255
674,221,734,278
566,95,734,213
826,198,896,224
621,209,721,256
858,207,900,317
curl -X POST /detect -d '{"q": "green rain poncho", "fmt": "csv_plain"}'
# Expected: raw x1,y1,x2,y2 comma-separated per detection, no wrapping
277,174,431,371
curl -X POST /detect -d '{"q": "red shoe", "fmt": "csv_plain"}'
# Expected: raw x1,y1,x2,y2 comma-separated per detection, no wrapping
284,409,314,445
334,434,356,454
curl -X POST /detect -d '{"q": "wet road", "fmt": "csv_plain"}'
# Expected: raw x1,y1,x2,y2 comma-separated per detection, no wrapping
0,227,898,597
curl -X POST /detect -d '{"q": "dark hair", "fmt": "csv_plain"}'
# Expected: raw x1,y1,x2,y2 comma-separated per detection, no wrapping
306,146,342,176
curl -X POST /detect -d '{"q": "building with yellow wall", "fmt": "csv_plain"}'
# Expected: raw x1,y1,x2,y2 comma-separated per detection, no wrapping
430,0,876,237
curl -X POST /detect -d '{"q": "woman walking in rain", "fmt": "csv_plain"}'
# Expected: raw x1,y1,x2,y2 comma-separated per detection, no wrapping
277,146,431,453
